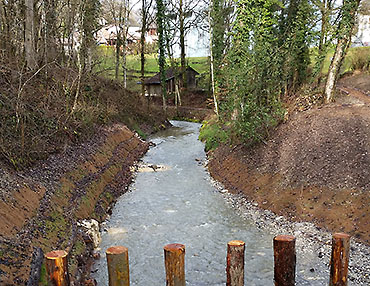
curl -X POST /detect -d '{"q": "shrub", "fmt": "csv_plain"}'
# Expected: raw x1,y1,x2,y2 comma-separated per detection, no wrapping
199,121,229,151
350,47,370,71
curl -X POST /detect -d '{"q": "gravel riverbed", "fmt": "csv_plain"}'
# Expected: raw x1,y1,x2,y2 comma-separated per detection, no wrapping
207,171,370,285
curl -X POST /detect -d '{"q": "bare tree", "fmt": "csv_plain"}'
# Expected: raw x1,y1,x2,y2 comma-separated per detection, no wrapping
165,0,207,88
140,0,155,97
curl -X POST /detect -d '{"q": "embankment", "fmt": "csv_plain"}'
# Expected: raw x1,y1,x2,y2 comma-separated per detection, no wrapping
208,103,370,246
0,123,165,285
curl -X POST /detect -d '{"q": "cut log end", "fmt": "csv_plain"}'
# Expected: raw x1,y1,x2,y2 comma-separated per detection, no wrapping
274,235,295,242
333,233,350,240
45,250,68,259
106,246,128,255
228,240,245,247
164,243,185,253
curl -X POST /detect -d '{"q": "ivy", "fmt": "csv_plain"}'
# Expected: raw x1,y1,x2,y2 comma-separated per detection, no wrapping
213,0,313,144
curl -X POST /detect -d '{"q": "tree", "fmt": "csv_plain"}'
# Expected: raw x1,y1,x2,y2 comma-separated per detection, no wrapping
165,0,206,87
279,0,312,95
140,0,155,97
25,0,37,69
324,0,362,103
156,0,167,112
102,0,125,80
223,0,284,142
311,0,337,83
210,0,235,115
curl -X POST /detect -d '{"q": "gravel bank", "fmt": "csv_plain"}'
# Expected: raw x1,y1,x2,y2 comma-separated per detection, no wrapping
208,174,370,285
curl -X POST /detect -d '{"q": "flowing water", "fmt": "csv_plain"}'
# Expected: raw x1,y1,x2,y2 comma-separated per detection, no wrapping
92,121,329,285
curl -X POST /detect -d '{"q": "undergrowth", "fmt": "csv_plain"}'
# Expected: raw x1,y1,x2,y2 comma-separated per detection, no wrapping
0,63,165,169
199,121,229,151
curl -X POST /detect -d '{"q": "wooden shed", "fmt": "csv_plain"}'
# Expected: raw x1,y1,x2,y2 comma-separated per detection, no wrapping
144,66,199,96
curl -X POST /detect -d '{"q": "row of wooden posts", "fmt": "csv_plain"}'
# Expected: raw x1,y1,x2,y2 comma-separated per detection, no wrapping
44,233,350,286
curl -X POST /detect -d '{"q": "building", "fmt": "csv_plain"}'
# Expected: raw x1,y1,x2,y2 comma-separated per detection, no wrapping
352,14,370,46
144,67,200,96
96,23,157,47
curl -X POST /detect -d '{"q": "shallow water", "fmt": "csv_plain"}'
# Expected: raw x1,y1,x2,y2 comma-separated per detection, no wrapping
92,121,329,285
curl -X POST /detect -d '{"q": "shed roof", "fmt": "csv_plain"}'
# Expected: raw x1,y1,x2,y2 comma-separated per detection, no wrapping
144,66,199,85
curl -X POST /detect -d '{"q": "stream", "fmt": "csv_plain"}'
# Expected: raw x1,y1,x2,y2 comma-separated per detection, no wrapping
92,121,330,285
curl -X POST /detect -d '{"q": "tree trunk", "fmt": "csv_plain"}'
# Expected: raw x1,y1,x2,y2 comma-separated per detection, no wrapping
324,38,346,103
156,0,167,113
209,3,219,116
179,0,186,88
122,0,128,89
315,0,333,85
141,0,147,97
329,233,350,286
115,36,120,80
25,0,37,69
44,0,57,63
324,0,361,103
0,0,6,53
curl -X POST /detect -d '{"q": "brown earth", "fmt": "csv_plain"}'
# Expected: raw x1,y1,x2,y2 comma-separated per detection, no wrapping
208,74,370,245
0,123,169,285
149,90,214,121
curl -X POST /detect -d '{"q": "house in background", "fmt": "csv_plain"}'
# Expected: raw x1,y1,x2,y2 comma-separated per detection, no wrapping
96,10,158,48
144,66,200,96
352,14,370,46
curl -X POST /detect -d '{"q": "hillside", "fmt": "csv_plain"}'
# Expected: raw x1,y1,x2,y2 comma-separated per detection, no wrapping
208,74,370,245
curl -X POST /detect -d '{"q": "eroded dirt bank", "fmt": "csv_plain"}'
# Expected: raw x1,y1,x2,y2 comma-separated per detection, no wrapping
208,102,370,245
0,123,167,285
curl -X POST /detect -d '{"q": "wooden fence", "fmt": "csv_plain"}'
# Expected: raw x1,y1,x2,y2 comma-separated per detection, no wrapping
44,232,350,286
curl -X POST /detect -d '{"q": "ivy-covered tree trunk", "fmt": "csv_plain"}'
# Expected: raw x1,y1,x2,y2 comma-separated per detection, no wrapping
210,0,227,117
44,0,57,63
279,0,311,96
211,0,225,71
315,0,334,84
25,0,37,69
324,0,361,103
156,0,167,112
179,0,186,88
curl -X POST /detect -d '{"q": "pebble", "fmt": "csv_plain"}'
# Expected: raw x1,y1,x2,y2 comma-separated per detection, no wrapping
208,176,370,285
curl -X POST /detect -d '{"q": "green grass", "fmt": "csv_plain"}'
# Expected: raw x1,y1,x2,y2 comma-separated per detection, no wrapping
95,46,209,92
311,46,370,75
199,121,229,151
39,263,47,286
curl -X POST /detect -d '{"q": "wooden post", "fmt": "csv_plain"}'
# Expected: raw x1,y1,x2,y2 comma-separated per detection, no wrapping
45,250,70,286
329,233,350,286
273,235,296,286
226,240,245,286
106,246,130,286
164,243,185,286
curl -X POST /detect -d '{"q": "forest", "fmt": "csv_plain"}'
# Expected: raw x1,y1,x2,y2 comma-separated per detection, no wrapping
0,0,369,168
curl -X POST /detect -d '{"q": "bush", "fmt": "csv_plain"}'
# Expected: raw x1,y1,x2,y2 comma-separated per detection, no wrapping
350,47,370,71
199,121,229,151
0,64,164,169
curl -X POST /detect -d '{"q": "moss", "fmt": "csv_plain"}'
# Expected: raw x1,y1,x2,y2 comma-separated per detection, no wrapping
133,124,147,139
38,263,47,286
76,163,121,218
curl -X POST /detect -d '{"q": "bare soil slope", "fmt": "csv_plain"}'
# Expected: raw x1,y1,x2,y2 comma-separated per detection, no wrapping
209,75,370,245
0,124,155,285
